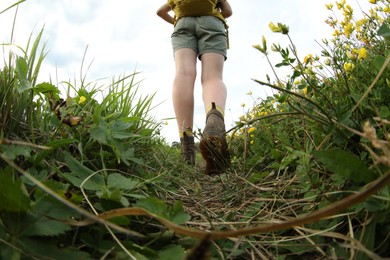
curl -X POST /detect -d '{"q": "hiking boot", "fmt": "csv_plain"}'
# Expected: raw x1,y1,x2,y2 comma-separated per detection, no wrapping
180,132,195,165
199,102,230,175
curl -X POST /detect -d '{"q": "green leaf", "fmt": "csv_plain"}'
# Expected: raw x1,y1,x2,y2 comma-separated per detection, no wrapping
168,201,191,225
107,173,139,190
15,56,31,92
356,217,377,260
24,218,71,237
0,170,31,212
379,106,390,118
110,120,134,139
90,120,109,144
97,188,129,206
135,198,190,224
61,154,104,190
34,187,82,219
20,238,91,260
1,144,32,160
374,55,387,71
313,149,375,184
34,139,77,165
34,82,60,95
159,245,186,260
135,197,167,217
377,23,390,39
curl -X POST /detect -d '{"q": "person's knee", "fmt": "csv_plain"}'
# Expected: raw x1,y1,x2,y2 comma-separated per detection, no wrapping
176,69,197,82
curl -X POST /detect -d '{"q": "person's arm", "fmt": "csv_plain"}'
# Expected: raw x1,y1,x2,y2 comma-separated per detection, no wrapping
157,3,174,25
219,0,232,18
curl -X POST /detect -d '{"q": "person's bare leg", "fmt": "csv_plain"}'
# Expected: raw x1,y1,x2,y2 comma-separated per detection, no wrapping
199,52,230,174
200,53,227,113
173,48,197,165
172,48,197,133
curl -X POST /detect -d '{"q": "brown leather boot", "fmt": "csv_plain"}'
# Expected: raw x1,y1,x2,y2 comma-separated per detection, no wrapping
199,102,230,175
180,132,195,165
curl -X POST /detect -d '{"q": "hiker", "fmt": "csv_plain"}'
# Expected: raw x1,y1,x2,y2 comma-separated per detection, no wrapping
157,0,232,174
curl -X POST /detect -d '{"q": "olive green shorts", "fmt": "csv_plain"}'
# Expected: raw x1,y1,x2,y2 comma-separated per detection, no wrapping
171,16,227,60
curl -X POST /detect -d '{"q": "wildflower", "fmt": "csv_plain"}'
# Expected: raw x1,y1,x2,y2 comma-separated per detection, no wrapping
358,47,367,59
269,22,289,34
356,18,367,27
250,140,254,145
262,35,267,52
344,23,354,38
253,44,266,54
304,54,313,64
369,0,377,4
248,127,256,134
326,3,333,10
302,87,308,95
346,51,355,59
343,5,353,17
78,96,86,104
344,62,355,71
268,22,279,32
336,0,346,10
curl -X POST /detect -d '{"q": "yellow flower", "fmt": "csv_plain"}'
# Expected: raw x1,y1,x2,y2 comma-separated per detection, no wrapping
326,3,333,10
304,54,313,64
248,127,256,134
369,0,377,4
78,96,86,104
344,23,354,38
302,87,308,95
344,62,355,71
250,140,254,145
268,22,280,32
358,47,367,60
343,5,353,17
336,0,346,10
268,22,289,34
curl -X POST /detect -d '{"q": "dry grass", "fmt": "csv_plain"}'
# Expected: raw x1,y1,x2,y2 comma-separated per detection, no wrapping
153,151,387,259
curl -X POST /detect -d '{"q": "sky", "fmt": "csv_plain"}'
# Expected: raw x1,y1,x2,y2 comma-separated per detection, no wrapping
0,0,371,143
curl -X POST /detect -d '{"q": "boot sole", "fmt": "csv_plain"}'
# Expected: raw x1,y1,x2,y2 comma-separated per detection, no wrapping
199,136,230,175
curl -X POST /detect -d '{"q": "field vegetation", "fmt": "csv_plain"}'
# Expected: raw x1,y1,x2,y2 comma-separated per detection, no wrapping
1,0,389,259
